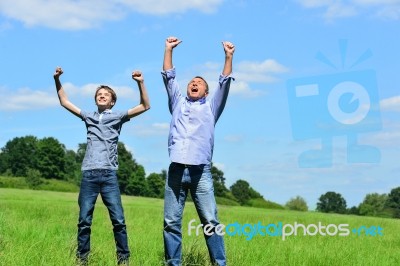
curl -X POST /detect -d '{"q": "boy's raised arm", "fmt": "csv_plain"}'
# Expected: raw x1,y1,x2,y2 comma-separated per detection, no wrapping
54,67,82,118
127,70,151,118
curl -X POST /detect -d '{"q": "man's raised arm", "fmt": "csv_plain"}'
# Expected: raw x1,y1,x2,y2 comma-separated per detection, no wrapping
221,41,235,76
163,37,182,71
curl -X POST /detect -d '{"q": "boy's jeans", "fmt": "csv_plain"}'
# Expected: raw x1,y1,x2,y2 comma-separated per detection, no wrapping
163,163,226,266
77,169,130,263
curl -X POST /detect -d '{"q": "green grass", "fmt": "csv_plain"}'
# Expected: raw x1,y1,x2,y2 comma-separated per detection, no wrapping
1,188,399,266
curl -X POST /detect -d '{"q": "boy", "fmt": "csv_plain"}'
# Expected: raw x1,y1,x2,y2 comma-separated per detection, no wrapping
53,67,150,265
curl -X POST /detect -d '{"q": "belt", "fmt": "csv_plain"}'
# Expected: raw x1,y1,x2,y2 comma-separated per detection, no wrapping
172,162,194,168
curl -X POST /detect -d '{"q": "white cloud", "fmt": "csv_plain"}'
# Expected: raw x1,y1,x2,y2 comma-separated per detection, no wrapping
380,95,400,112
296,0,400,20
1,87,58,111
212,162,225,171
229,81,266,97
117,0,223,15
235,59,289,83
131,122,170,137
0,1,124,30
224,134,244,142
198,59,288,98
1,82,136,111
0,0,224,30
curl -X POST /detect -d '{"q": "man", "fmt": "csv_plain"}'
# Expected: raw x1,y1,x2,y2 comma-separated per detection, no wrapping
53,67,150,265
162,36,235,266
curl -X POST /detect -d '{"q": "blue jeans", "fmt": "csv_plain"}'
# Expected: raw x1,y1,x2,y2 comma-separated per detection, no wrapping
163,163,226,266
77,169,130,263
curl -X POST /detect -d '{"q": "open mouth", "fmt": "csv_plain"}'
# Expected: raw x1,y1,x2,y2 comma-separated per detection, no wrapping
191,88,198,93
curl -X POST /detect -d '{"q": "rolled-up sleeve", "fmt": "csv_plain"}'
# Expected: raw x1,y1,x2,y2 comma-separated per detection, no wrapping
211,74,234,122
162,68,182,113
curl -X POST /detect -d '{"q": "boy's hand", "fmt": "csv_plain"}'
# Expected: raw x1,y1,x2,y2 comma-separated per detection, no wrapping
165,36,182,50
54,67,63,79
132,70,144,82
222,41,235,56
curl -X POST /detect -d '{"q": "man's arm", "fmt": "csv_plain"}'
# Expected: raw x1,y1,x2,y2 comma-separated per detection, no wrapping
221,41,235,76
163,36,183,113
211,41,236,122
163,36,182,71
54,67,82,118
127,70,151,118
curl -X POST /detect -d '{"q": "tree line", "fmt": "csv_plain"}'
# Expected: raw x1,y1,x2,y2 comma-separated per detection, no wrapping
285,189,400,219
0,135,269,207
1,135,399,217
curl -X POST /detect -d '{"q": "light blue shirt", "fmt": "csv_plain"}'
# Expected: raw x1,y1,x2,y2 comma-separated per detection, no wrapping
162,68,234,165
80,109,130,170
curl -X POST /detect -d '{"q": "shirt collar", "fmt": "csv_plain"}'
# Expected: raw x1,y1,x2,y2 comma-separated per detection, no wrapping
186,96,206,104
98,109,112,115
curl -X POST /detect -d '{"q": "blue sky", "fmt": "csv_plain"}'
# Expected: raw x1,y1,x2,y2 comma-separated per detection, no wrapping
1,0,399,209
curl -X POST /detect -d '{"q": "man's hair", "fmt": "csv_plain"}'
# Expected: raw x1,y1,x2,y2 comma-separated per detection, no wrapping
95,85,117,107
193,76,209,94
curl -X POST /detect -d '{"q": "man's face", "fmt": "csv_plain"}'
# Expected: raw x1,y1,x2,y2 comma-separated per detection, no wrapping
96,88,115,109
187,77,208,101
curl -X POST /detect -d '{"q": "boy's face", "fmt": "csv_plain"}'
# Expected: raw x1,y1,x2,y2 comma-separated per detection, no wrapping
96,88,115,110
187,77,208,101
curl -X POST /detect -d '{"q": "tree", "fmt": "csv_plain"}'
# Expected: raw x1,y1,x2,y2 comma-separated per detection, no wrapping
147,172,165,198
64,149,81,183
1,136,38,177
285,196,308,211
25,168,43,189
385,187,400,218
358,193,388,217
230,180,251,205
36,137,67,179
316,191,347,214
126,165,149,196
115,142,140,194
0,151,7,174
347,206,359,215
211,164,229,197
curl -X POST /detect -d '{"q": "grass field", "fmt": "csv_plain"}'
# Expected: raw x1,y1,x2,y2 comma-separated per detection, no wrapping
1,188,399,266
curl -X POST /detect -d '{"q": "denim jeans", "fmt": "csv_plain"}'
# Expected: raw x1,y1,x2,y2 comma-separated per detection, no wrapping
163,163,226,266
77,169,130,263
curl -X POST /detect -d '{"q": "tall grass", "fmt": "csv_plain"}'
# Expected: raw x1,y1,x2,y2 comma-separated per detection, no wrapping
1,188,399,265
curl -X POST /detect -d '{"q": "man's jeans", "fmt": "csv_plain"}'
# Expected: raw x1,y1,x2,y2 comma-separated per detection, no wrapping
77,169,130,263
163,163,226,266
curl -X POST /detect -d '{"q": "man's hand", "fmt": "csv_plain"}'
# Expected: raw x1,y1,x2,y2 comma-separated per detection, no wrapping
165,36,182,50
132,70,144,82
54,67,63,79
222,41,235,56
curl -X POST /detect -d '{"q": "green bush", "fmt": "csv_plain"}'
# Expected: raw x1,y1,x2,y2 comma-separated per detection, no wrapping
246,198,284,210
0,176,78,193
215,196,240,206
0,176,28,189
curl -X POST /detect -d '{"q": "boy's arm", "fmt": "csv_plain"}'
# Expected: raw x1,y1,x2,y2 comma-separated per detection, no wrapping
54,67,82,118
127,70,151,118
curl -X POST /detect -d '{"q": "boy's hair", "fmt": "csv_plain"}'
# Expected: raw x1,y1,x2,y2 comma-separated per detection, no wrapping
95,85,117,107
193,76,209,94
